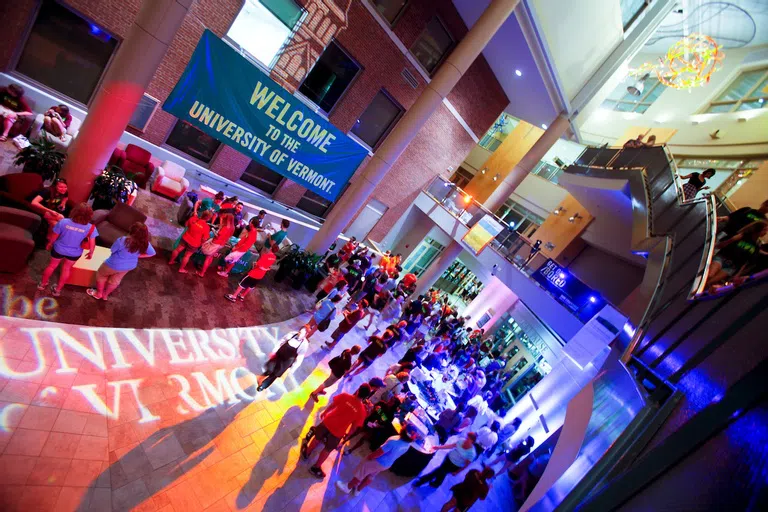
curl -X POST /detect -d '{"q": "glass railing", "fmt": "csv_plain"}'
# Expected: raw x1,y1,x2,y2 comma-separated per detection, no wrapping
422,176,544,270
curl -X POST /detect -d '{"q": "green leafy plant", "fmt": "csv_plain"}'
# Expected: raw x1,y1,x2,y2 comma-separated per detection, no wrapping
90,165,137,210
14,132,67,182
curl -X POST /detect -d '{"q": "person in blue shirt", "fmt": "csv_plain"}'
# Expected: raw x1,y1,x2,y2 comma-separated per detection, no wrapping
38,203,98,297
305,294,342,339
87,222,155,300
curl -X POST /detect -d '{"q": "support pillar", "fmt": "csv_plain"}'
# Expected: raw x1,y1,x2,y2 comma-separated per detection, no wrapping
306,0,522,254
411,240,464,299
61,0,193,202
483,113,570,213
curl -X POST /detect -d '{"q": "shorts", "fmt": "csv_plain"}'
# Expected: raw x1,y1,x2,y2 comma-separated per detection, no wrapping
713,256,737,276
331,327,350,341
201,240,225,256
353,458,387,482
51,248,81,261
97,264,129,286
313,422,342,451
239,276,260,289
179,238,201,251
224,250,247,264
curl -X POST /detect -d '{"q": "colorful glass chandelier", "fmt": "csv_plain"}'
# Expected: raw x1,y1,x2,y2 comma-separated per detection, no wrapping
631,33,724,90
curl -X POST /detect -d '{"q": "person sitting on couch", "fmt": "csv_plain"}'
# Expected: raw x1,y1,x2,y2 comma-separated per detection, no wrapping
0,84,34,142
43,104,72,140
29,178,69,243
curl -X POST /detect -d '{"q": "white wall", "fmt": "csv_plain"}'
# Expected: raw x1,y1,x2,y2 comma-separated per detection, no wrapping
509,174,569,219
577,46,768,156
462,145,493,173
529,0,625,101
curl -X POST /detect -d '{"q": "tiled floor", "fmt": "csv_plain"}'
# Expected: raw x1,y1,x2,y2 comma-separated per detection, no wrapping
0,311,515,512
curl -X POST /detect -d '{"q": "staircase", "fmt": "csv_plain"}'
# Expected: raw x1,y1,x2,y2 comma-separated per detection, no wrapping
553,146,768,510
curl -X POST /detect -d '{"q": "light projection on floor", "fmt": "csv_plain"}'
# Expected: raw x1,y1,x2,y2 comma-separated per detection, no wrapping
0,325,287,424
2,285,59,320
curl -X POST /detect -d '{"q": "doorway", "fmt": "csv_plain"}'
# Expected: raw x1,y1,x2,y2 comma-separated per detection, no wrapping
402,236,444,276
345,198,388,241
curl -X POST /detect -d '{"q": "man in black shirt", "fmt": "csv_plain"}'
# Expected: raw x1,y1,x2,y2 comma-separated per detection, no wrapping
310,345,361,402
718,200,768,237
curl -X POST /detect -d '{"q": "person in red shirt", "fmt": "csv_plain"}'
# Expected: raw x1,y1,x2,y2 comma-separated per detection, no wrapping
225,244,279,302
198,212,235,277
168,210,212,273
302,383,372,479
217,217,261,277
399,271,418,294
338,237,357,261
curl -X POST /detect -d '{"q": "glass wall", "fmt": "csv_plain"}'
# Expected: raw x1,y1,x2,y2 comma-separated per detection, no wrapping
16,0,118,104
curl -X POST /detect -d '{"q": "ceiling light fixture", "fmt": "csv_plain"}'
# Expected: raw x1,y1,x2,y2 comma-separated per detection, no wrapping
481,168,487,174
515,69,522,77
568,212,583,223
553,206,566,215
493,173,500,182
627,73,649,97
541,124,547,129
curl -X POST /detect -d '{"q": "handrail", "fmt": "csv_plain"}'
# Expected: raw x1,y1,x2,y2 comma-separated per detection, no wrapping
688,195,718,299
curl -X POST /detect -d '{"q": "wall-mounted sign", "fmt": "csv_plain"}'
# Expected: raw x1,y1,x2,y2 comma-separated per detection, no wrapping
532,259,605,322
462,214,504,255
163,30,369,201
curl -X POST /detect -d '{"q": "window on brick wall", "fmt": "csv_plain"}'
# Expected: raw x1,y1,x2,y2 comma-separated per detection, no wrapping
298,41,361,113
410,16,454,75
350,90,403,149
370,0,409,25
296,189,334,218
14,0,118,105
164,120,222,165
226,0,304,69
241,161,284,195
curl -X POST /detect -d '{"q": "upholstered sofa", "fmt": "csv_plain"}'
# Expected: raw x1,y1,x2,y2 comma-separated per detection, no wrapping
30,113,83,151
0,207,41,273
91,202,148,247
151,160,189,201
0,172,43,212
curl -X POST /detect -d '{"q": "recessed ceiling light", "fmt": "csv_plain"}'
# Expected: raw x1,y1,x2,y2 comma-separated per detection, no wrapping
541,124,547,129
515,69,522,77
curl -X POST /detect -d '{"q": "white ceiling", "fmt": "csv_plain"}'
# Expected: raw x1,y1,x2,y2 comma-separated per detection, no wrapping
451,0,558,129
644,0,768,54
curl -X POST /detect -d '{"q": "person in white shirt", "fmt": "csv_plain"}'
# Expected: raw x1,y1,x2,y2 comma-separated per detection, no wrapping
258,328,308,391
475,421,501,456
337,425,418,496
414,432,478,487
370,372,409,404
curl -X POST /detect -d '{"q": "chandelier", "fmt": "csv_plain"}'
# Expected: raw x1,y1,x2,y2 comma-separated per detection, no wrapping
631,34,724,90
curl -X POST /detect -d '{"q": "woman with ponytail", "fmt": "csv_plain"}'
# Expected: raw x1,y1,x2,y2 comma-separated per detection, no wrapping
87,222,155,300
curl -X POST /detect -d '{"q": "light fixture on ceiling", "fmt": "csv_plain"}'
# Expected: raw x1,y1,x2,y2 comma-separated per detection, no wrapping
541,124,548,129
627,73,649,97
553,206,566,215
481,168,487,174
544,242,556,251
568,212,583,223
493,173,500,181
515,69,522,77
463,194,472,205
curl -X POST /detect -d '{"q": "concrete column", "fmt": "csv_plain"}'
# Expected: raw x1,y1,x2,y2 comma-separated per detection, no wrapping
483,113,570,213
411,240,464,299
306,0,522,254
61,0,193,202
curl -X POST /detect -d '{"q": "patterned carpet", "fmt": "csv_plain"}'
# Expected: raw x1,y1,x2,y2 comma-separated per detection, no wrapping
0,142,316,329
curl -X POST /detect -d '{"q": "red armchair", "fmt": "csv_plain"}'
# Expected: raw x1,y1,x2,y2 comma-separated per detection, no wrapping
0,172,44,212
110,144,155,188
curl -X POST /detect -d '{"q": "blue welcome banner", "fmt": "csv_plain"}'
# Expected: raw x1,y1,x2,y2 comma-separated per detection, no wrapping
163,30,368,201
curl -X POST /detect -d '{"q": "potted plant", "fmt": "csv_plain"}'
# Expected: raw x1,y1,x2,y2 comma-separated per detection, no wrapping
292,252,323,290
13,132,66,182
90,165,138,210
274,244,302,283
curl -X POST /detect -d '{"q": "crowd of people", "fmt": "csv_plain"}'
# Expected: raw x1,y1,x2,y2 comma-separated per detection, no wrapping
253,240,533,510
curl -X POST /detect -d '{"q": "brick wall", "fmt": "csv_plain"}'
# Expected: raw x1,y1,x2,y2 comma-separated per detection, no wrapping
2,0,508,241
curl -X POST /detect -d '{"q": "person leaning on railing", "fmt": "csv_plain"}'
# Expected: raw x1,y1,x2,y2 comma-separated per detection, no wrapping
706,220,768,293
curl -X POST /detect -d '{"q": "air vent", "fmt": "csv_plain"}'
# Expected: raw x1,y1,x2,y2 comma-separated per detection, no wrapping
128,93,160,132
401,68,419,89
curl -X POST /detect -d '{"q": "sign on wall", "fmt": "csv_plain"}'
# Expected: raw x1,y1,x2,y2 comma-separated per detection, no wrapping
462,214,504,255
163,30,369,201
532,259,605,322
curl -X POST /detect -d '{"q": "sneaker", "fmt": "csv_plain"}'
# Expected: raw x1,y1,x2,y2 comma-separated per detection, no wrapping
309,466,325,479
225,294,237,303
86,288,102,300
336,481,351,494
51,287,61,297
37,282,47,291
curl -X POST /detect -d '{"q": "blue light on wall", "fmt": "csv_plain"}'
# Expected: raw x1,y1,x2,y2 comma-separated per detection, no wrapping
533,259,606,322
